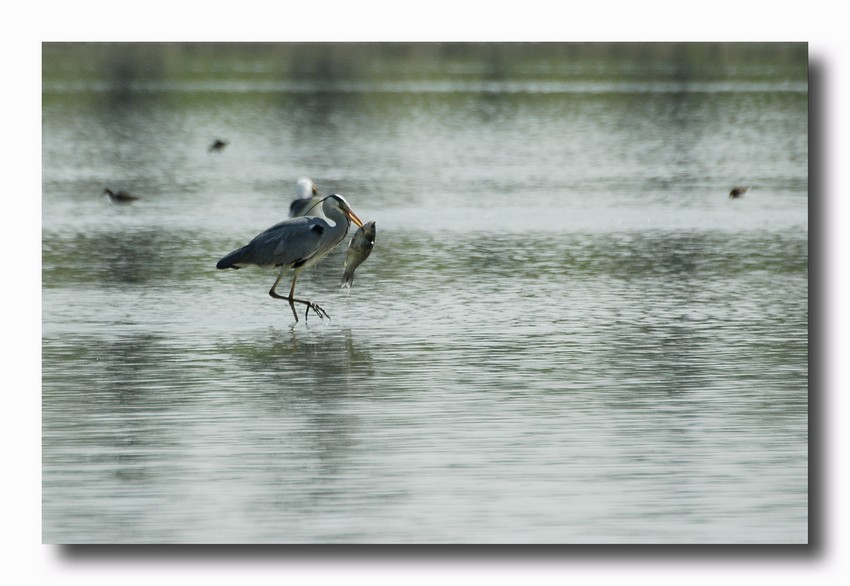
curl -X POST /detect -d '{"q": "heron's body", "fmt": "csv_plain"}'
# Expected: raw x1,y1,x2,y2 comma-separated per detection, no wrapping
216,214,346,272
289,177,324,218
217,194,364,321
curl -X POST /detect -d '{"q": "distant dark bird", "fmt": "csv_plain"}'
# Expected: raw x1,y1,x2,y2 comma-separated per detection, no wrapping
729,186,751,198
289,177,323,218
208,139,229,153
103,187,139,204
217,194,365,322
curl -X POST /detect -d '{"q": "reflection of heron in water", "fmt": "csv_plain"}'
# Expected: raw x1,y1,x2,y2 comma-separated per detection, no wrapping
729,186,751,198
216,194,364,322
289,177,324,218
103,187,139,204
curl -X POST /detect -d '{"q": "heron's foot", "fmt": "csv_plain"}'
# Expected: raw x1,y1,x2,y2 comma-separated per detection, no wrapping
304,301,331,322
278,296,330,322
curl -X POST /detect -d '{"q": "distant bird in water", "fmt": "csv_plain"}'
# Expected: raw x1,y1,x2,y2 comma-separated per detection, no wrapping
217,194,365,322
729,186,751,198
103,187,139,204
208,139,228,153
289,177,324,218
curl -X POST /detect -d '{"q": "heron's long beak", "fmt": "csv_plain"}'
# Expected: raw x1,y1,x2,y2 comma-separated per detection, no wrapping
345,208,364,228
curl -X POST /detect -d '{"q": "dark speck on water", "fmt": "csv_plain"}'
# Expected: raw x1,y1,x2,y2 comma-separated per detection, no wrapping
208,138,228,153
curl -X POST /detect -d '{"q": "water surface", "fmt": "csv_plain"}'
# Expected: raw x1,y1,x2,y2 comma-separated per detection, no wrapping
42,43,808,543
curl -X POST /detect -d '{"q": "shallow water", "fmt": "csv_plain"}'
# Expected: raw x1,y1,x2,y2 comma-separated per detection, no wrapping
42,44,808,543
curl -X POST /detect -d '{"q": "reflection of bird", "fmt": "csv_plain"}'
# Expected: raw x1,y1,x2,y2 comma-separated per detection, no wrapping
217,194,364,322
729,186,751,198
103,187,139,204
208,139,228,153
289,177,323,218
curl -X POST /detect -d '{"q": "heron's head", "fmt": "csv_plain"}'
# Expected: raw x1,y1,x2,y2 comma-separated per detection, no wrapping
325,194,364,228
296,177,318,200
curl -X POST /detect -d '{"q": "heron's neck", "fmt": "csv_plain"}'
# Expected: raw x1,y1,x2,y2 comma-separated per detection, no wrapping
325,207,351,242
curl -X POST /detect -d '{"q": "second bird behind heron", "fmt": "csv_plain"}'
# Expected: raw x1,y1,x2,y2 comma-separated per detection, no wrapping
289,177,324,218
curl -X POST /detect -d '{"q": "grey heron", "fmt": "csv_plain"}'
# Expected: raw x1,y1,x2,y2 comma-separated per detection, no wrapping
729,186,751,198
216,194,364,322
289,177,324,218
103,187,139,204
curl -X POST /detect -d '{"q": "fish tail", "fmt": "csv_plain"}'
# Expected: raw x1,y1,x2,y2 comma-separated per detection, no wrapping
340,270,354,289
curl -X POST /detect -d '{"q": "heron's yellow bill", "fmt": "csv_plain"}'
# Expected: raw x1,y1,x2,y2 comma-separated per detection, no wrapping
345,208,364,228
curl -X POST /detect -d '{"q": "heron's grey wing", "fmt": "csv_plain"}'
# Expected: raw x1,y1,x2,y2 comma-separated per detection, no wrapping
218,217,329,269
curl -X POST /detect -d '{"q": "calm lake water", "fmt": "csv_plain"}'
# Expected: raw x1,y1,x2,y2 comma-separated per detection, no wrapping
42,44,808,543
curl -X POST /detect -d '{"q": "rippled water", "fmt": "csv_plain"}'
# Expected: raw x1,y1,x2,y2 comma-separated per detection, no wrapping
42,44,808,543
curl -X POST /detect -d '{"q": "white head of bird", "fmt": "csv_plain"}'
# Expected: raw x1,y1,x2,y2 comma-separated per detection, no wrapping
290,177,323,218
296,177,318,199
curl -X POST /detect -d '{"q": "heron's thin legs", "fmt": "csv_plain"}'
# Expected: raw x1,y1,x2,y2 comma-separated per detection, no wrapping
268,268,286,298
267,268,330,322
268,268,298,321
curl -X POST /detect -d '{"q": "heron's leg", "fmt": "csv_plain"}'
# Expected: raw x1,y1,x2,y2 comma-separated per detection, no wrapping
288,276,331,322
268,268,330,322
268,267,288,299
269,268,300,321
286,274,300,322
